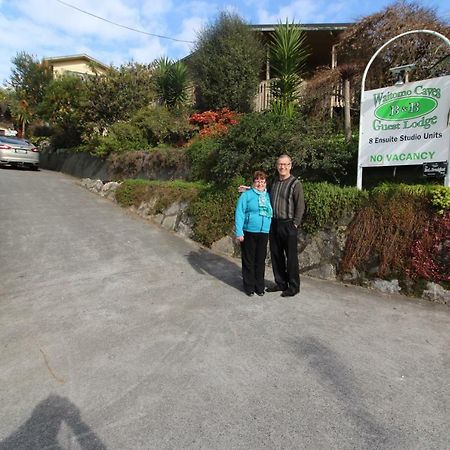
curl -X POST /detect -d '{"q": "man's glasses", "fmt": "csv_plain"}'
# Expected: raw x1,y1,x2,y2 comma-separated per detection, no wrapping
277,163,291,167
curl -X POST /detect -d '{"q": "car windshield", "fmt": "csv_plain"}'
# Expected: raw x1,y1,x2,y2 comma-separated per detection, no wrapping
0,136,30,145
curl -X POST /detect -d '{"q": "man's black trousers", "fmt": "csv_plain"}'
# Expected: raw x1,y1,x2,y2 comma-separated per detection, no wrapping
269,219,300,292
240,231,269,295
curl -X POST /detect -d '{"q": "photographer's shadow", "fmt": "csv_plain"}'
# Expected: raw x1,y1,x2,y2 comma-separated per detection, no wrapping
0,394,106,450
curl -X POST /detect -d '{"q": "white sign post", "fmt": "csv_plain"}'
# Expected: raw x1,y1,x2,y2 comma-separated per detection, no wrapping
356,30,450,189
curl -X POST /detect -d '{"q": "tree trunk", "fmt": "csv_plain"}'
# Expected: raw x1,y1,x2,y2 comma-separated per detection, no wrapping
344,78,351,143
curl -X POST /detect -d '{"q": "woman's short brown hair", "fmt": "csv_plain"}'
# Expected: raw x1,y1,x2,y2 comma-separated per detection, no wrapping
253,170,268,181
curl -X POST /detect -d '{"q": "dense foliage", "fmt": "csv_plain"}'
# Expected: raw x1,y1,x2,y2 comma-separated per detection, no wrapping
38,75,88,147
341,184,450,284
186,137,220,181
188,177,244,246
190,12,265,112
302,183,367,234
409,212,450,283
6,52,53,134
8,52,52,110
80,63,155,140
82,105,193,157
206,112,357,184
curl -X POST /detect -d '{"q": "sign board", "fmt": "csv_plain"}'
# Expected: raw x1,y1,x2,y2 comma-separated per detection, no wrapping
359,75,450,168
423,161,448,177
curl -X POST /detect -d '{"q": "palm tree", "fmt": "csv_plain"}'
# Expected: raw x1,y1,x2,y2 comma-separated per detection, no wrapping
11,99,32,137
153,58,189,110
269,20,309,117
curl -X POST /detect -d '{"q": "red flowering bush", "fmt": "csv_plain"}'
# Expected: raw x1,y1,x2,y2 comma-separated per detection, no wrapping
189,108,239,138
409,212,450,282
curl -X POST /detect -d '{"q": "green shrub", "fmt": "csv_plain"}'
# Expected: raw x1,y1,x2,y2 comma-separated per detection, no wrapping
302,182,367,233
185,137,220,181
88,105,193,157
212,112,296,182
289,119,358,184
115,179,205,211
95,122,148,157
188,177,244,246
131,105,193,147
371,183,450,214
430,186,450,214
209,112,358,185
115,179,150,207
371,182,431,198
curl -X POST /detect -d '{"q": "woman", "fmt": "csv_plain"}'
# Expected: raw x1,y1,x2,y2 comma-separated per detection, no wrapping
235,171,273,297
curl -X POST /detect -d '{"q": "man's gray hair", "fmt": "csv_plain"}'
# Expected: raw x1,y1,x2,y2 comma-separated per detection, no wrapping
277,154,292,163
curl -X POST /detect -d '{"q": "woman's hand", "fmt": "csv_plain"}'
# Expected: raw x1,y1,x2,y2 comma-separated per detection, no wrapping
236,236,244,242
238,185,250,193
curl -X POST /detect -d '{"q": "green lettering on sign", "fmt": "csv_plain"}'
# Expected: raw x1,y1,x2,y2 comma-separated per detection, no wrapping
375,96,438,121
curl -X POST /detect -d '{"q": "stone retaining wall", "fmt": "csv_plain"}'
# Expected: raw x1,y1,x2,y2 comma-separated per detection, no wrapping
40,148,111,181
40,148,189,182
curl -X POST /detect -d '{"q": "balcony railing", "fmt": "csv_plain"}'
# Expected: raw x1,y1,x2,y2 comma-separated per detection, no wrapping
255,78,345,114
254,79,276,112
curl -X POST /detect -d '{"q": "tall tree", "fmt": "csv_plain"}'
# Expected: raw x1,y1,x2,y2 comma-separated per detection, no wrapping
38,74,88,147
191,12,265,112
7,52,52,135
8,52,52,108
81,62,155,138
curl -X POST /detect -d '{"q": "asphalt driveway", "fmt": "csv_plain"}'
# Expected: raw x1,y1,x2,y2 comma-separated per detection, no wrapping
0,168,449,449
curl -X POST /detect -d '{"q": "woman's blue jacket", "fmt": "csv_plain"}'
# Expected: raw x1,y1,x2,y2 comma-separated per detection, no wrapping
235,188,272,237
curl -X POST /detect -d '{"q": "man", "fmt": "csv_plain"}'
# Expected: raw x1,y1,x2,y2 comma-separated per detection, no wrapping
266,154,305,297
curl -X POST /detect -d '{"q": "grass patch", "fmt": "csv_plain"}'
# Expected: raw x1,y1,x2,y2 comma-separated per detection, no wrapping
115,179,207,214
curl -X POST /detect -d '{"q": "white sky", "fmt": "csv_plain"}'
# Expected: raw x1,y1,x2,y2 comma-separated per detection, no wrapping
1,0,449,85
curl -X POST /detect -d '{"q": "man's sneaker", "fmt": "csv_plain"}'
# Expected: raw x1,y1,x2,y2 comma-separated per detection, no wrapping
265,284,287,293
246,292,255,297
256,291,265,297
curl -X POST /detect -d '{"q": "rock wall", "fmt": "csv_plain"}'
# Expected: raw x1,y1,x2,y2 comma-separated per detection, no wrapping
40,148,190,182
40,148,111,181
81,178,449,305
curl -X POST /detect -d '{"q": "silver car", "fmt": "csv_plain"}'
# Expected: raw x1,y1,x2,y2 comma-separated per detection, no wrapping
0,136,39,170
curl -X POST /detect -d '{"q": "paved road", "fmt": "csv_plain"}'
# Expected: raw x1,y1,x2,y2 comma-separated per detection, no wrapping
0,168,449,450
